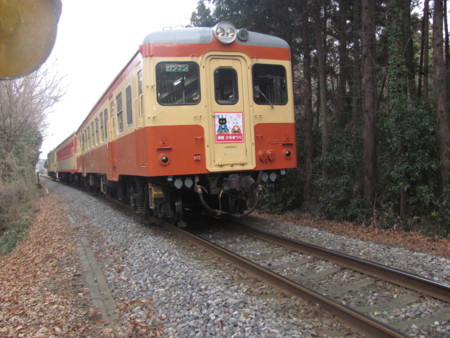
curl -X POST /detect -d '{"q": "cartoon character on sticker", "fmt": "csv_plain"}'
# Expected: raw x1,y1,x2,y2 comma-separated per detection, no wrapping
217,116,229,134
232,123,241,134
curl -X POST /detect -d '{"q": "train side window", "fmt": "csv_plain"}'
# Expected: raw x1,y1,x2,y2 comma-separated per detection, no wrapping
87,126,91,148
137,70,143,96
214,68,238,105
156,62,200,105
116,92,124,133
137,70,143,118
252,64,287,105
126,85,133,126
95,117,99,144
104,109,108,139
99,112,104,142
91,122,95,145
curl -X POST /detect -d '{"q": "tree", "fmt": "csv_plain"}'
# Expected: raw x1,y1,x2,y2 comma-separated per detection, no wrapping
300,1,314,201
418,0,430,99
191,0,215,27
0,67,62,234
334,0,351,126
315,1,329,178
361,0,377,210
432,0,449,189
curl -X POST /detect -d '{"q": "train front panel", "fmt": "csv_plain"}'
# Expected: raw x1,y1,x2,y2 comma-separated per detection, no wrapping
139,23,297,179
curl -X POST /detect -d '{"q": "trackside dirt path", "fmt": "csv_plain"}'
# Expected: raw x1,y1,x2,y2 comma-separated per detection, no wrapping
0,189,164,337
0,193,101,336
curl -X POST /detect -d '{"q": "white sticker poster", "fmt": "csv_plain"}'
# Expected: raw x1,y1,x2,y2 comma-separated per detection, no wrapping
215,112,244,143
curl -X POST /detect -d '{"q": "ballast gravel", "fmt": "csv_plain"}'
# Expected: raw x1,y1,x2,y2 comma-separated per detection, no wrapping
47,180,449,337
240,217,450,285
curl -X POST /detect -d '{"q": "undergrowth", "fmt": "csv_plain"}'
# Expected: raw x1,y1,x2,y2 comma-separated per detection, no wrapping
0,181,39,255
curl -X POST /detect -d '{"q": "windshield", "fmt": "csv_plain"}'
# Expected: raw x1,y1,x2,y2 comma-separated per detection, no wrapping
252,64,287,105
156,62,200,105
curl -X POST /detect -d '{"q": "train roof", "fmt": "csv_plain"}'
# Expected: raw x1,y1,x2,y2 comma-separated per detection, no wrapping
53,131,76,152
142,26,289,49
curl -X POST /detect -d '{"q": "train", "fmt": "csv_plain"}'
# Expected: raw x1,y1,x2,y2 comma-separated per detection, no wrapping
47,22,297,225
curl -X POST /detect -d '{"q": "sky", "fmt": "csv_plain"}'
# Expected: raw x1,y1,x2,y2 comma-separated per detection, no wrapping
40,0,200,157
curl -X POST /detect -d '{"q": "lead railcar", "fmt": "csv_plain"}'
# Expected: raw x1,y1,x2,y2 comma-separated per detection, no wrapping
53,22,297,224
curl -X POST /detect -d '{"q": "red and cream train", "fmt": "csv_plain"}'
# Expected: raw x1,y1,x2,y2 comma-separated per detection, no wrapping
47,22,297,224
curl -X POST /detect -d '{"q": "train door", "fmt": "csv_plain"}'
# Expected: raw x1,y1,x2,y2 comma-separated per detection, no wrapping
205,56,255,172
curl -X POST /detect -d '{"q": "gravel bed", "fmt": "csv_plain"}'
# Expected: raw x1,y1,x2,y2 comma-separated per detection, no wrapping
241,217,450,285
240,217,450,336
47,180,449,336
47,181,351,337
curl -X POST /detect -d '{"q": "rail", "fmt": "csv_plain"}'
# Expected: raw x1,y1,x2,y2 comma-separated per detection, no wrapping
165,223,407,337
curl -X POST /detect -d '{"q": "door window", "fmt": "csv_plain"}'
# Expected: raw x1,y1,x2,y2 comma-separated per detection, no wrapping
214,68,238,105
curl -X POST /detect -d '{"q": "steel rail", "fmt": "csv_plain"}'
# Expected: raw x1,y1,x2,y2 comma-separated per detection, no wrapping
239,226,450,303
165,223,406,338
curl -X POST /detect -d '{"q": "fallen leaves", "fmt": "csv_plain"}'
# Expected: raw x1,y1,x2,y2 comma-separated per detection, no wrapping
0,189,165,337
0,194,99,336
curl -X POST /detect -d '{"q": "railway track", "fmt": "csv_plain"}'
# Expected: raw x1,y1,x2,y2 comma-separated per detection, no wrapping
48,178,448,336
168,221,450,337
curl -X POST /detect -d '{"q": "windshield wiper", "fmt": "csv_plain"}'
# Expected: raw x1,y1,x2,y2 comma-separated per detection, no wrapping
255,86,274,108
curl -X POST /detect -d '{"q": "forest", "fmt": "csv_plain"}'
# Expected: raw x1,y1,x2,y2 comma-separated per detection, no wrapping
191,0,449,235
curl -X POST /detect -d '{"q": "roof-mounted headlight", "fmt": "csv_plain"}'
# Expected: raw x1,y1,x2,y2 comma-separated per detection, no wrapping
213,21,237,44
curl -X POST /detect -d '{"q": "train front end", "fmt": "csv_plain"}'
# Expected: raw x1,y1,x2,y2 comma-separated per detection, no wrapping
140,22,296,220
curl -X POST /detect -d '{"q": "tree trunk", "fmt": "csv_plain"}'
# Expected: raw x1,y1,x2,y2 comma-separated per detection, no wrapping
302,7,314,201
336,0,349,127
315,2,329,178
433,0,450,188
444,0,449,94
418,0,430,99
361,0,377,209
351,0,362,125
404,0,416,100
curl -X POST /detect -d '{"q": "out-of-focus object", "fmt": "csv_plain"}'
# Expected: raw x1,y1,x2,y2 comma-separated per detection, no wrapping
0,0,62,79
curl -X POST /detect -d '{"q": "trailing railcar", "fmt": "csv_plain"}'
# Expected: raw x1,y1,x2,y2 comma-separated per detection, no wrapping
54,132,79,183
46,150,57,180
51,22,297,224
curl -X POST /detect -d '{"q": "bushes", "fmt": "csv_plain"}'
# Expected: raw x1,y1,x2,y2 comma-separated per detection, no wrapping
259,168,302,214
0,174,39,255
0,68,62,254
0,148,40,254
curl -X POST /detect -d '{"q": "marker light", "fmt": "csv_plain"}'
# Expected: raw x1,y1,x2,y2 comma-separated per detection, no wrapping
237,29,249,42
160,155,170,165
213,21,237,44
